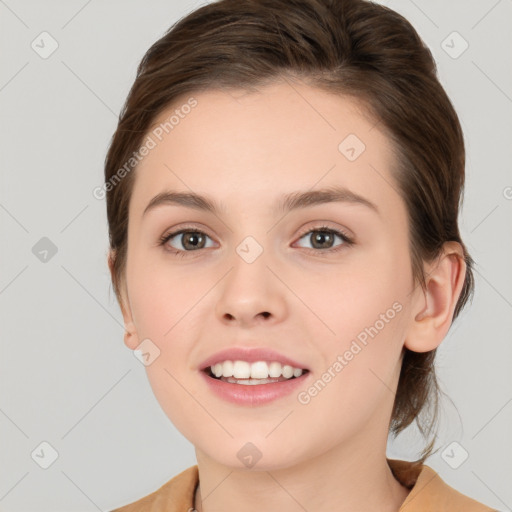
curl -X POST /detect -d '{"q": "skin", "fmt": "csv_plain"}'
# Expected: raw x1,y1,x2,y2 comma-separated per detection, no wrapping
110,79,466,512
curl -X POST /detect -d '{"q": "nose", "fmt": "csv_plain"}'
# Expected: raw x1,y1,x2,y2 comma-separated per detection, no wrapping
215,249,287,328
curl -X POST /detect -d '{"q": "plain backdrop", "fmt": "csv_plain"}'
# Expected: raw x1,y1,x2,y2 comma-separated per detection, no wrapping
0,0,511,510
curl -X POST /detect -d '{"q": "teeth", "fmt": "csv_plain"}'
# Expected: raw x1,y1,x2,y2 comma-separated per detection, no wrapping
222,377,285,385
210,360,304,380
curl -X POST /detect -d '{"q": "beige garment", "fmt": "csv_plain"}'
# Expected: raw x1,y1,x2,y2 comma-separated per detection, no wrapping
110,458,498,511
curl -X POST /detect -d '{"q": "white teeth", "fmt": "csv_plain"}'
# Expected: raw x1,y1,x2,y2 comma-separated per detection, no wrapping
249,361,268,379
210,360,304,379
222,377,284,385
269,361,282,378
219,360,234,377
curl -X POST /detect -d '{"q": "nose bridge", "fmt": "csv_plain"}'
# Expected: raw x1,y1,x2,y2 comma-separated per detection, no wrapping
215,232,286,325
235,234,267,266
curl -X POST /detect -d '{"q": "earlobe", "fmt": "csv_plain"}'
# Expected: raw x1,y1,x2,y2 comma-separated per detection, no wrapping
124,324,140,351
119,297,140,351
404,242,467,353
121,304,141,351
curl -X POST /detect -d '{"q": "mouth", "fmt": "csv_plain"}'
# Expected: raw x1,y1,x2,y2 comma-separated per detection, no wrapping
199,360,312,405
202,366,310,385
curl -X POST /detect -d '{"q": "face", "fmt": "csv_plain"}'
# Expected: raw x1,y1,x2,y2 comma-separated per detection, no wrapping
118,80,421,471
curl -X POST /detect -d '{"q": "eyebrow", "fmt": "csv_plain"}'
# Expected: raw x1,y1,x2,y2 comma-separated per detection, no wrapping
142,185,379,218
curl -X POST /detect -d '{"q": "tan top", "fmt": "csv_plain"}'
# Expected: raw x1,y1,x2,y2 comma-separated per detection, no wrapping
110,458,497,511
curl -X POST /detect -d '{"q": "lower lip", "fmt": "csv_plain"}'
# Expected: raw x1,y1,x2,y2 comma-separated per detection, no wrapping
199,370,311,406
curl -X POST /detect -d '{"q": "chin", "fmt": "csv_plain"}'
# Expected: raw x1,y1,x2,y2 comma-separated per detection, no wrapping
202,439,309,472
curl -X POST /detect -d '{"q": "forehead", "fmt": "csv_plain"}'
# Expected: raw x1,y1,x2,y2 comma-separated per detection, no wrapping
130,81,401,219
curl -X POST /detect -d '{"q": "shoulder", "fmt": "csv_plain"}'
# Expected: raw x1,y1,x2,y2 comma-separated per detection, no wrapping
388,459,498,512
109,465,199,512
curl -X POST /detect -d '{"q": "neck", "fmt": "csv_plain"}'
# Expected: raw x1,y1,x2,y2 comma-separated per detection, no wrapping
193,433,411,512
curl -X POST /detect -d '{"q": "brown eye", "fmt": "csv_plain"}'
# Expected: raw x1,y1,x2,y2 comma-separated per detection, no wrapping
295,227,352,252
179,231,207,250
159,229,214,252
309,230,336,249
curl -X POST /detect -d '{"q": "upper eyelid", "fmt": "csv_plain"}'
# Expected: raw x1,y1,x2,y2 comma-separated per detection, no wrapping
163,222,348,236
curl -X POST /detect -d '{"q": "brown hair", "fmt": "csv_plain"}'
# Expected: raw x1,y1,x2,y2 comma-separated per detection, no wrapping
104,0,474,465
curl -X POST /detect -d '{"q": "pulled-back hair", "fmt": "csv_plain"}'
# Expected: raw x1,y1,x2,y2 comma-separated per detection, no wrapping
104,0,474,465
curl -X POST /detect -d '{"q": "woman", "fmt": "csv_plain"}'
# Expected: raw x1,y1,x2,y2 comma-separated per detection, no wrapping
105,0,497,510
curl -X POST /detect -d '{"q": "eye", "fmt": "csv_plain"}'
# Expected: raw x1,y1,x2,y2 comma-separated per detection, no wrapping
294,225,353,254
159,224,354,257
159,228,215,256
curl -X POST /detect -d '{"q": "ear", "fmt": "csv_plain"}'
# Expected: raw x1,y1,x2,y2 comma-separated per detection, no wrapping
108,250,141,350
404,241,467,353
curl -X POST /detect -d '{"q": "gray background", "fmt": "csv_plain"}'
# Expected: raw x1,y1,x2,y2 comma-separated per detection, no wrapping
0,0,511,510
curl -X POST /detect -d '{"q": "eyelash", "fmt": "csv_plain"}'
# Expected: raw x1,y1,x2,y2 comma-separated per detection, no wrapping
158,225,354,258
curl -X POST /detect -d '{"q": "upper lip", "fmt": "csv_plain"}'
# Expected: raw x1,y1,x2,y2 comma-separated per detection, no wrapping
199,347,309,371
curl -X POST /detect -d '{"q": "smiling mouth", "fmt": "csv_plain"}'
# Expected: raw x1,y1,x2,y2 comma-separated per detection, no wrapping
203,367,310,384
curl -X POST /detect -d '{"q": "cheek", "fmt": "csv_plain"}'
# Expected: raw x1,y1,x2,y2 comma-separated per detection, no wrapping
303,239,410,398
302,236,411,343
144,362,205,448
294,281,407,441
126,248,201,338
